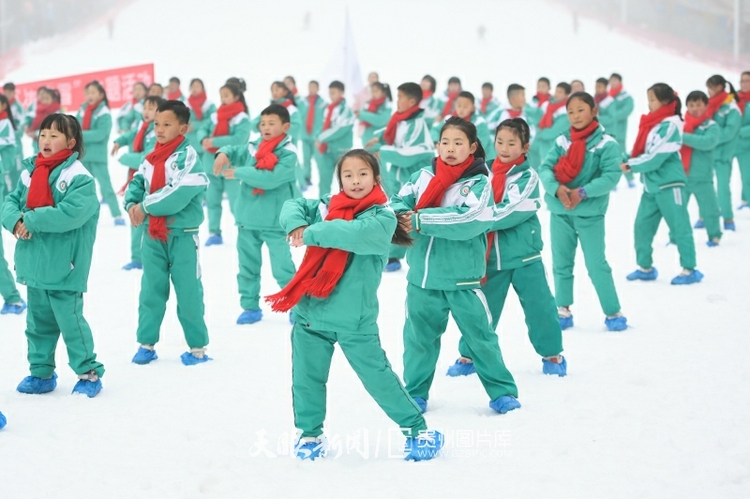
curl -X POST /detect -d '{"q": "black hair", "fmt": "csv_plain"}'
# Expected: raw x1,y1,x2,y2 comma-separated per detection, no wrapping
482,82,493,91
496,118,531,147
567,91,597,110
742,71,750,79
686,90,709,105
329,80,345,92
271,81,296,107
448,76,462,87
372,82,392,102
538,77,551,86
440,116,486,161
38,114,85,158
149,83,163,92
260,103,291,124
157,100,191,125
169,77,180,86
557,82,572,95
41,87,60,103
610,73,623,82
457,91,475,104
0,95,16,130
221,82,249,113
507,83,525,99
3,82,15,91
225,77,247,92
85,80,109,107
133,81,148,95
284,75,297,86
397,82,423,103
309,80,319,88
648,83,683,118
189,78,205,92
144,96,165,108
421,75,436,92
596,77,609,87
706,74,740,104
571,79,584,88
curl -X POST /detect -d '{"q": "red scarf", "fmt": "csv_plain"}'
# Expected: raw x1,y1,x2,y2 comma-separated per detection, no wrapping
383,105,421,145
188,91,207,121
422,90,434,100
167,90,182,100
280,99,294,108
361,97,386,128
441,92,459,117
594,92,608,105
553,120,599,184
8,98,15,106
26,149,74,209
480,96,493,114
416,155,475,210
82,101,102,130
535,92,551,107
318,99,343,153
738,91,750,115
145,135,185,242
507,108,523,118
538,99,567,129
631,101,678,158
306,95,318,134
0,111,7,121
252,134,287,195
207,101,245,153
266,184,388,312
608,85,623,98
31,101,61,131
680,112,707,173
133,121,150,153
486,154,527,268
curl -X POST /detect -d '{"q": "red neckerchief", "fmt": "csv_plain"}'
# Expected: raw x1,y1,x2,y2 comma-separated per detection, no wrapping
553,120,599,184
416,155,475,210
82,100,103,130
631,101,678,158
538,99,567,129
383,105,422,145
144,135,185,241
252,134,287,195
188,91,207,121
26,149,74,209
206,101,245,153
318,98,343,153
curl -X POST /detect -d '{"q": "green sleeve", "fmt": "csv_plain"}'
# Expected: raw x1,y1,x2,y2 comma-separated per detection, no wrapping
580,142,622,197
490,171,541,231
23,176,98,233
611,95,634,121
717,107,741,145
115,127,137,147
537,143,565,193
415,177,493,240
303,207,396,255
82,113,112,145
233,148,297,189
279,197,324,232
211,118,251,149
124,168,147,211
218,144,250,166
196,117,213,144
683,126,720,151
524,104,543,125
318,123,352,143
628,124,681,174
142,151,208,216
1,165,28,232
358,106,391,129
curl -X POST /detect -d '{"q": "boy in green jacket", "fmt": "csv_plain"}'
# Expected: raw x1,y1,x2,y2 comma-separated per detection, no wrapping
3,83,25,191
315,81,354,198
419,75,440,126
125,101,211,366
215,104,299,325
734,71,750,210
2,114,104,397
299,81,327,191
531,82,571,169
598,73,635,187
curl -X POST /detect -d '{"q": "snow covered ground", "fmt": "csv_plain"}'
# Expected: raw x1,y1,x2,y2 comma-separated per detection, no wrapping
1,0,749,497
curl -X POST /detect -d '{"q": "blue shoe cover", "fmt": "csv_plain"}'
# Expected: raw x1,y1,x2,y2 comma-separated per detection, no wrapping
114,218,126,227
205,234,223,246
446,358,476,377
384,260,402,272
132,347,158,365
100,198,107,205
542,356,567,376
404,430,444,462
237,309,263,325
17,372,57,394
0,411,6,430
559,314,574,330
413,397,427,414
605,315,628,331
724,221,736,231
627,268,658,281
72,378,102,398
1,300,27,315
671,270,704,285
122,261,143,271
738,202,748,210
627,181,636,188
489,395,521,414
706,239,720,247
181,351,212,366
693,219,705,229
295,437,326,461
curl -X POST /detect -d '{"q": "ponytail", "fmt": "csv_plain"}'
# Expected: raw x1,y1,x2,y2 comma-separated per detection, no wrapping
85,80,109,107
706,74,739,104
222,82,248,113
372,82,392,102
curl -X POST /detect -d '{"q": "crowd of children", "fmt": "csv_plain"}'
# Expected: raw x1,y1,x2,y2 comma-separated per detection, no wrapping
1,68,748,463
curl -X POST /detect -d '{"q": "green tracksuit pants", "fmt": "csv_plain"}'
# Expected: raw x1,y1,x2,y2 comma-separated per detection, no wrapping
237,227,296,311
301,138,315,188
206,172,239,236
84,161,121,219
736,151,750,203
130,224,145,264
0,231,22,304
386,165,419,260
634,187,696,271
403,283,518,402
136,232,209,349
714,159,735,220
550,213,621,316
313,150,337,199
292,321,427,438
687,178,722,241
25,287,104,378
457,260,563,360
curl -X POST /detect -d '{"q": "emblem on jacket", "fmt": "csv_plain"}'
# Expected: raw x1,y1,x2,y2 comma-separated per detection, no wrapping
58,181,67,192
461,186,470,196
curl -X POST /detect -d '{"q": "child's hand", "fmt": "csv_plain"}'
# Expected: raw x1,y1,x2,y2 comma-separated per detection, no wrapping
568,188,582,209
202,138,214,151
222,167,236,180
398,211,414,233
111,142,120,156
556,185,572,209
129,204,146,227
364,137,380,149
287,226,309,247
213,153,230,176
13,220,31,240
620,162,631,173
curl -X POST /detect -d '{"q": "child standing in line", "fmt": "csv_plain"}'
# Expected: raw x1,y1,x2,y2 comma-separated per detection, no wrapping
527,77,551,168
430,77,462,142
111,95,164,270
200,82,251,246
598,73,635,188
26,88,61,155
447,118,566,377
283,76,303,107
532,82,571,169
186,79,216,149
299,80,327,191
479,82,500,120
419,75,440,126
269,81,303,145
486,84,537,144
2,113,104,397
538,92,627,331
314,81,354,199
125,101,211,366
214,104,299,325
624,83,703,285
358,82,392,152
3,83,25,189
76,81,124,226
735,72,750,210
116,81,147,134
148,83,164,97
266,149,443,462
166,77,186,102
446,91,492,162
392,117,520,415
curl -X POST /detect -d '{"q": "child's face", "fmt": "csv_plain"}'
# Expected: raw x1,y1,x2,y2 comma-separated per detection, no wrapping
4,89,15,101
454,97,475,119
259,113,291,141
741,74,750,93
148,85,163,97
168,81,180,93
329,87,344,102
153,110,187,144
396,90,417,113
38,124,74,158
271,84,286,101
420,79,431,93
647,89,662,113
0,101,7,113
566,97,596,130
537,81,550,95
368,72,379,85
220,87,239,106
554,86,569,101
189,81,204,96
595,82,607,95
371,85,384,100
39,92,53,106
339,156,377,200
508,89,526,109
571,81,584,93
142,101,158,122
495,128,529,163
284,78,296,92
687,100,708,118
482,87,492,99
133,84,147,101
85,86,103,106
448,82,461,94
706,84,722,98
308,82,319,96
438,127,476,165
609,76,622,89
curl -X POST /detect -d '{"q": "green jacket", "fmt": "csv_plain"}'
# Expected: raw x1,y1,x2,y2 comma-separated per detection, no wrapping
299,95,327,142
76,101,113,165
711,101,741,163
0,117,16,175
390,157,494,291
532,102,570,159
538,124,622,216
186,99,217,149
479,96,501,120
117,99,144,133
487,158,544,270
114,120,156,170
420,94,440,126
374,110,435,173
736,101,750,153
218,134,301,230
197,108,252,167
23,101,36,129
597,90,634,151
359,99,392,151
1,153,99,292
317,99,354,155
627,116,686,193
683,119,720,183
124,139,208,231
280,196,397,332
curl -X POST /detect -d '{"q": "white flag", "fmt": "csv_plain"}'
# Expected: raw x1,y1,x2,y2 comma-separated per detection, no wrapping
320,8,364,103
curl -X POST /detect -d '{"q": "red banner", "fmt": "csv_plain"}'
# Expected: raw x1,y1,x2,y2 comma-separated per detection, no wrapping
13,63,154,112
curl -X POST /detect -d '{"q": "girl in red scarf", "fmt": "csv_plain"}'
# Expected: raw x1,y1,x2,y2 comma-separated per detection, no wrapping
358,82,392,150
186,78,215,149
736,71,750,210
530,82,571,169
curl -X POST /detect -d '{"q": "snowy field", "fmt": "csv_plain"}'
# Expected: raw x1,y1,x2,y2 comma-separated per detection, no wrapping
1,0,750,497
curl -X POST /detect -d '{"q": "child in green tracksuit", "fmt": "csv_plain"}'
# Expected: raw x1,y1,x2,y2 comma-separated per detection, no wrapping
124,101,211,366
76,81,123,225
266,149,442,462
365,82,435,272
538,92,627,331
448,117,566,378
682,91,722,246
358,82,392,152
250,82,304,146
479,82,501,120
532,82,571,169
597,73,635,188
420,75,440,126
315,81,354,199
112,96,164,270
116,82,147,133
214,104,298,325
429,77,462,143
2,83,25,192
299,81,327,191
486,84,539,153
2,114,104,397
199,82,251,246
624,83,702,285
392,117,520,415
735,72,750,210
185,78,216,149
431,92,492,162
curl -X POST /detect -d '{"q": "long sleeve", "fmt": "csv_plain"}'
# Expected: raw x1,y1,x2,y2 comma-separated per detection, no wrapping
489,170,541,231
628,121,682,174
141,147,208,216
580,141,623,197
415,176,494,240
211,117,251,149
279,197,324,232
303,207,396,255
683,124,720,151
23,175,98,233
537,142,565,194
81,111,112,145
717,106,741,146
232,144,297,190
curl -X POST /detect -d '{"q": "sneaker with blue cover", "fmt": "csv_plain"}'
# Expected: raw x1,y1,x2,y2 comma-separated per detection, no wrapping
295,436,327,461
724,220,736,231
489,396,521,414
404,430,444,462
181,348,212,366
413,397,427,414
558,307,573,330
114,217,126,227
627,267,658,281
542,356,567,376
693,219,705,229
17,372,57,394
1,300,26,315
605,314,628,331
122,261,143,271
237,309,263,325
0,411,6,430
706,238,720,247
446,357,476,376
384,259,402,272
205,234,223,246
132,346,158,365
671,269,704,285
100,198,107,205
71,372,102,398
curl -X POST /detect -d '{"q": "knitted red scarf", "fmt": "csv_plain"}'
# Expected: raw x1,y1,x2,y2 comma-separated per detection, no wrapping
486,154,527,267
252,134,287,195
0,111,7,121
306,95,319,134
31,101,61,131
145,135,184,242
507,108,523,118
265,184,388,312
207,101,245,153
631,101,678,158
538,99,567,129
133,121,150,153
167,90,183,100
82,100,102,130
416,155,475,210
553,120,599,184
318,99,343,154
383,105,421,145
422,90,434,100
535,92,551,107
188,91,207,121
361,96,386,127
441,92,459,117
26,149,74,209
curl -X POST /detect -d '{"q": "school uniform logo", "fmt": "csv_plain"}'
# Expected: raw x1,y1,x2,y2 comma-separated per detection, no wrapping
58,181,68,192
460,186,470,196
171,162,178,170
